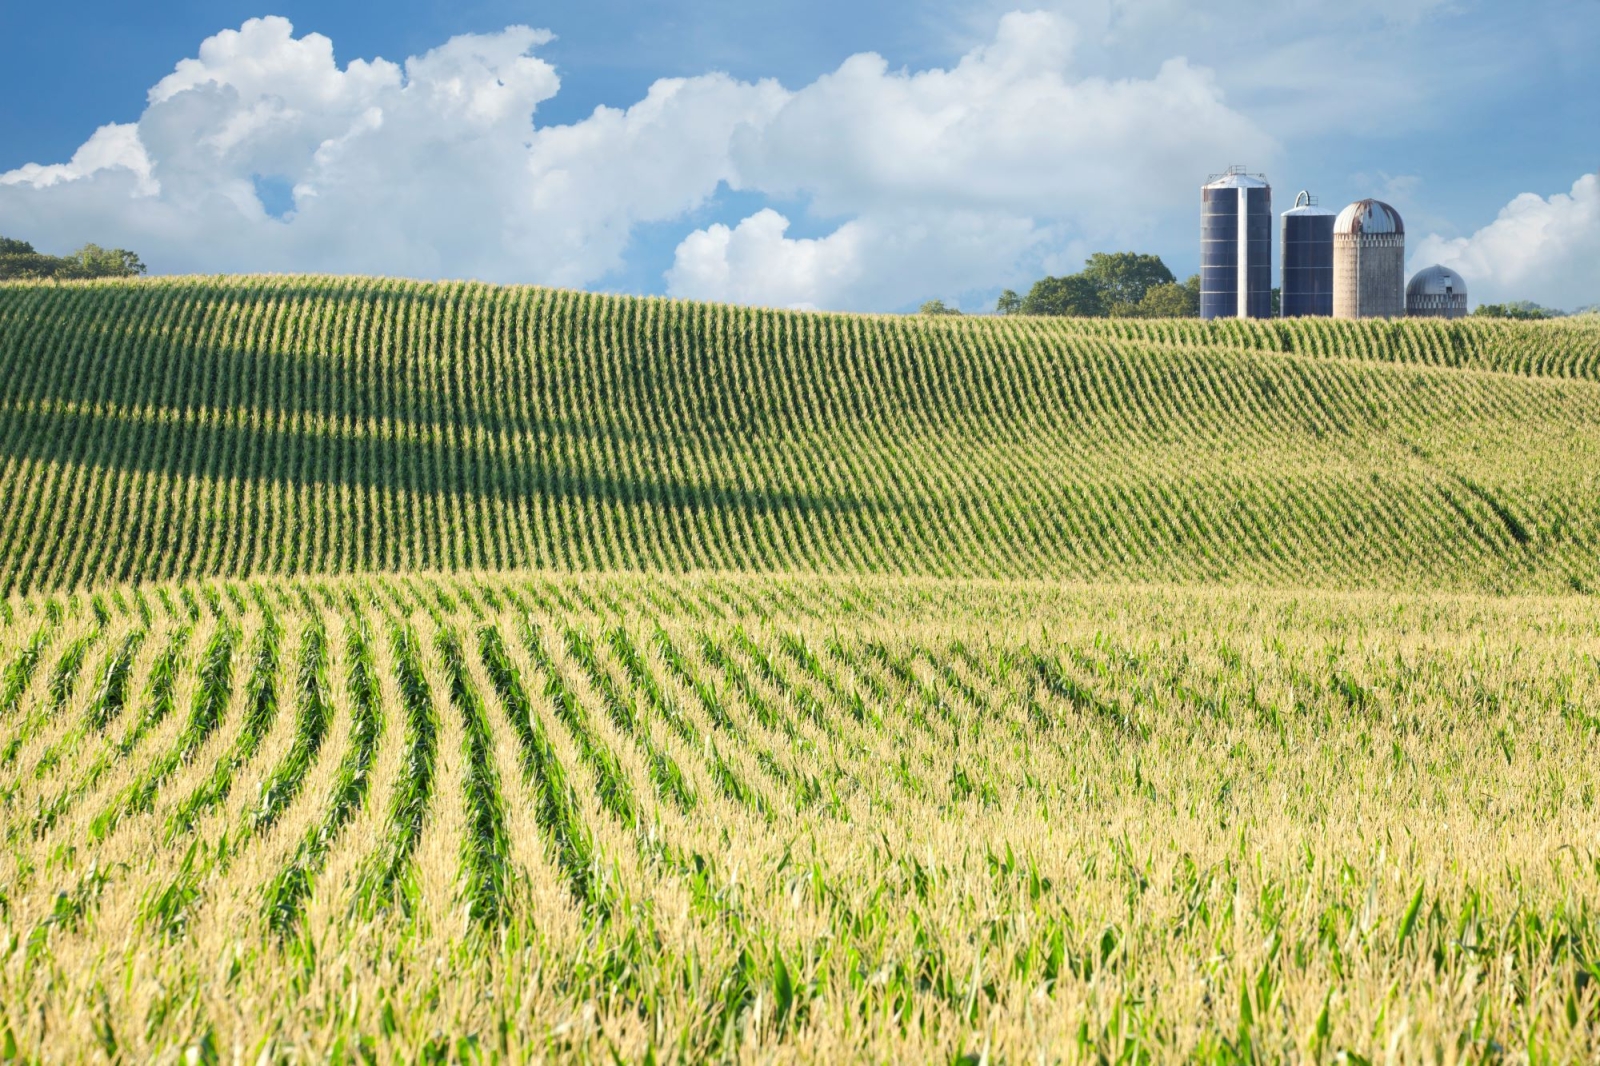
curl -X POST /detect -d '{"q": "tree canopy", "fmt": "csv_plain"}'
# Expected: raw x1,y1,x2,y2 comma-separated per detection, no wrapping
1472,301,1564,320
1137,280,1200,319
1080,252,1175,311
992,255,1198,319
1014,274,1106,317
985,254,1203,320
0,237,147,281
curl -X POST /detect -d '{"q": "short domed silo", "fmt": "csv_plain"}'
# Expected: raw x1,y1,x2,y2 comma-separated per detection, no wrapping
1280,191,1335,317
1201,167,1272,320
1406,265,1469,319
1333,199,1405,319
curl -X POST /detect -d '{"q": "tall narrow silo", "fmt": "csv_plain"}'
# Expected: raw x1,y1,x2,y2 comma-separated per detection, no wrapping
1333,199,1405,319
1280,191,1335,318
1201,167,1272,320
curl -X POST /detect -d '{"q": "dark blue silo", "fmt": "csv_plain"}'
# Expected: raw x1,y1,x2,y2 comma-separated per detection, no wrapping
1201,167,1272,320
1281,191,1335,318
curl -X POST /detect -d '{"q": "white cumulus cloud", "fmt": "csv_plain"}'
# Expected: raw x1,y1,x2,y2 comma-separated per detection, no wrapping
1412,173,1600,311
2,11,1271,307
0,16,779,284
668,210,864,311
666,207,1046,310
0,124,156,196
729,13,1268,217
673,10,1275,309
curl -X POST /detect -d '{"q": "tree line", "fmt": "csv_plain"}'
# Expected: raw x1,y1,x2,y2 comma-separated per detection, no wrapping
922,253,1199,318
1,236,146,280
1471,301,1594,320
924,252,1593,320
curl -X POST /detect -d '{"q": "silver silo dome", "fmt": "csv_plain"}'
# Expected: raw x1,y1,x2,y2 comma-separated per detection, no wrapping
1406,265,1469,319
1334,199,1406,238
1281,191,1335,318
1201,166,1273,321
1334,199,1406,319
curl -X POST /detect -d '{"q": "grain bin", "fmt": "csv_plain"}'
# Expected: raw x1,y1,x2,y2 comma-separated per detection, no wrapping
1201,167,1273,320
1333,199,1405,319
1281,191,1335,318
1406,265,1469,319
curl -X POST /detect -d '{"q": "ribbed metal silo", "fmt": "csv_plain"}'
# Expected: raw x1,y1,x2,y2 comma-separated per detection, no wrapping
1333,199,1405,319
1201,167,1272,320
1280,191,1335,318
1406,265,1469,319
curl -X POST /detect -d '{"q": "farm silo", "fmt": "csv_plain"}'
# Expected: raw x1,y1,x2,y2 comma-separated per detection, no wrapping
1201,167,1272,320
1333,199,1405,319
1406,265,1469,319
1280,191,1335,318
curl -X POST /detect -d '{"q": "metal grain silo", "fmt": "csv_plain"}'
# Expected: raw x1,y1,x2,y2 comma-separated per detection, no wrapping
1201,167,1272,320
1280,191,1335,318
1333,199,1405,319
1406,265,1469,319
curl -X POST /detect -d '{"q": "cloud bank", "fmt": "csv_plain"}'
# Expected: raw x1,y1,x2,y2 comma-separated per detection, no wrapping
1411,173,1600,312
7,12,1589,312
1,12,1275,309
669,12,1273,309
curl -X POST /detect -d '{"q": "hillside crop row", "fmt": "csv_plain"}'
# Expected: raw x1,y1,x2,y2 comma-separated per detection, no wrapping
0,571,1596,1060
1,276,1598,595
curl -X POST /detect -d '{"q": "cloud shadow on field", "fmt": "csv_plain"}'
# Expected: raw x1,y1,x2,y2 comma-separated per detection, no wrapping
0,402,888,520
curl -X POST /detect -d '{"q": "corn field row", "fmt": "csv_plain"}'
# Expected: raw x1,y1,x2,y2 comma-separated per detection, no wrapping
0,571,1596,1060
1020,308,1600,379
1,276,1597,597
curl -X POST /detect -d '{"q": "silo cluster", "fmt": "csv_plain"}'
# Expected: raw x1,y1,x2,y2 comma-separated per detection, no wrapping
1198,170,1471,319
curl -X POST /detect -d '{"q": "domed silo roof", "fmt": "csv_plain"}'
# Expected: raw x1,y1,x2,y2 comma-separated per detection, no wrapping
1335,199,1405,237
1407,264,1467,299
1406,264,1469,319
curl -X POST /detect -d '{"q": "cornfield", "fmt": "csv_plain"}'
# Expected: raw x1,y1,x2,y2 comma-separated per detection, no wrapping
0,276,1597,596
1,277,1598,1061
0,573,1596,1060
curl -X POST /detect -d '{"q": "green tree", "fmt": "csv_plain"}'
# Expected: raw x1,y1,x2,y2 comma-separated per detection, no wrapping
0,236,147,280
1020,274,1105,318
1136,281,1199,318
0,238,61,280
995,289,1022,316
59,244,146,279
1473,301,1562,320
919,299,962,316
1081,252,1175,314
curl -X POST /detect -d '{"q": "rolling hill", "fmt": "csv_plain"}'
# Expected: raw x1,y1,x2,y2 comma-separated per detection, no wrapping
1,275,1598,596
2,276,1599,1061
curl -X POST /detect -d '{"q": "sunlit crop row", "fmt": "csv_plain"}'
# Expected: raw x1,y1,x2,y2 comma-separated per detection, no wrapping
1,276,1597,597
0,571,1595,1060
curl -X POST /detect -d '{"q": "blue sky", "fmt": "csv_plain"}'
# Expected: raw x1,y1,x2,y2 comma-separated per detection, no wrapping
2,0,1597,311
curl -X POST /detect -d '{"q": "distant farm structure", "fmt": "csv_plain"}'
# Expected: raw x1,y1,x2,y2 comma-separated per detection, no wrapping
1200,167,1468,321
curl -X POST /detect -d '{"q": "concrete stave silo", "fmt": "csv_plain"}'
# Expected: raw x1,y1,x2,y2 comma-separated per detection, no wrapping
1280,191,1335,318
1201,167,1272,320
1406,265,1469,319
1333,199,1406,319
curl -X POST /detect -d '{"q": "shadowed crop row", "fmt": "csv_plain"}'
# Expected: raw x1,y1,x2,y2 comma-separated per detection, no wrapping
1,276,1597,595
